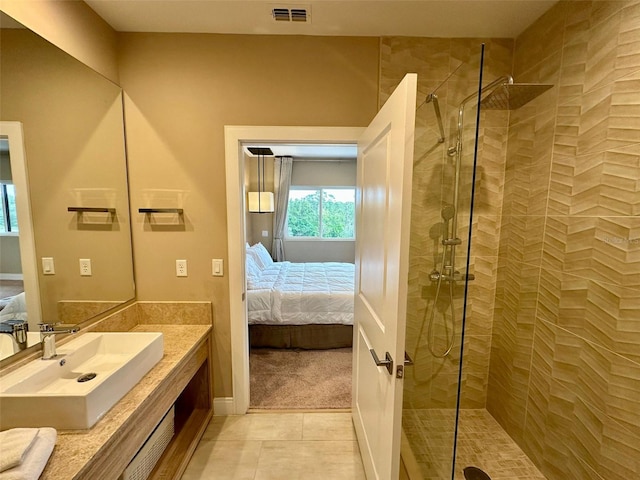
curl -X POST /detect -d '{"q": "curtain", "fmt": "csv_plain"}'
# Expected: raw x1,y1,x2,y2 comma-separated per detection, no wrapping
272,156,293,261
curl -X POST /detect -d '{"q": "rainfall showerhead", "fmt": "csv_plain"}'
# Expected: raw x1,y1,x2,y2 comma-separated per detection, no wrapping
480,82,553,110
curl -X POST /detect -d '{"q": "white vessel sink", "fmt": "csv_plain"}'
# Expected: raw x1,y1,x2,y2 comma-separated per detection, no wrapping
0,332,163,430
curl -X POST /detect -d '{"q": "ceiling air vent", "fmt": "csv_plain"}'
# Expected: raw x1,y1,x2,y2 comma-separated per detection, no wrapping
290,9,307,22
271,5,310,23
272,8,290,21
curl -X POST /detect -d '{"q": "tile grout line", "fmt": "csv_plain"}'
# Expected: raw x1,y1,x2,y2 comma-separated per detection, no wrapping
520,0,569,446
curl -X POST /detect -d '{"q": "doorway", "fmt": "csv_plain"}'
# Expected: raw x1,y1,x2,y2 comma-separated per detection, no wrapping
243,142,357,410
0,122,41,330
224,126,364,415
225,74,418,479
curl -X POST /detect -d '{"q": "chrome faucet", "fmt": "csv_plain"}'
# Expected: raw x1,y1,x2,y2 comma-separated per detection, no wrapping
39,323,78,360
0,321,28,353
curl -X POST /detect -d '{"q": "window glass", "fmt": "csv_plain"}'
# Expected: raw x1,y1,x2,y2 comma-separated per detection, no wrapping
287,189,320,237
321,189,355,238
0,183,18,233
286,187,355,239
6,184,17,232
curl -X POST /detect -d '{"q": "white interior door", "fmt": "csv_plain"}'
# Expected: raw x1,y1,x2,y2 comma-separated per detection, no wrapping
352,73,417,480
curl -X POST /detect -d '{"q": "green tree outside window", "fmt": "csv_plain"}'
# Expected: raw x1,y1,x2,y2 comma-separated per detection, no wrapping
286,187,354,239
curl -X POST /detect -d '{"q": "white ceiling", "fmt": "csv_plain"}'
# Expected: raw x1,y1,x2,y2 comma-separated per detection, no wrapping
84,0,557,38
3,2,557,157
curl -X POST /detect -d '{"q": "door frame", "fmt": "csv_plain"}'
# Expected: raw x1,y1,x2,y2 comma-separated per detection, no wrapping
0,122,42,329
224,125,365,414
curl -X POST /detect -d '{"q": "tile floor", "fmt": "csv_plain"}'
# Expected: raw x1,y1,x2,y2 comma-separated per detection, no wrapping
184,409,545,480
182,412,366,480
403,409,546,479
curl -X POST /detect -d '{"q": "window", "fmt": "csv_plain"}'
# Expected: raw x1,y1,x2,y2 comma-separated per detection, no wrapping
286,187,355,239
0,183,18,233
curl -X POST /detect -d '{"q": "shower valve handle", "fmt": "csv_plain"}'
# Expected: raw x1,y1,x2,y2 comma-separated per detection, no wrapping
442,238,462,246
429,271,475,283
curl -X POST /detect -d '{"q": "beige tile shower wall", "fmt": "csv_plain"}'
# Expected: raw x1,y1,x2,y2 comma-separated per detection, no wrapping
379,37,513,410
488,2,640,479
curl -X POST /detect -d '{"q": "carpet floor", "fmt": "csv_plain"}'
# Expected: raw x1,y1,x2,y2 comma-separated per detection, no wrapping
249,348,352,410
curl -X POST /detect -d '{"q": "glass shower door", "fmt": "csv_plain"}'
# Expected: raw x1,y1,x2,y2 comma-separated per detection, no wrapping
400,43,485,480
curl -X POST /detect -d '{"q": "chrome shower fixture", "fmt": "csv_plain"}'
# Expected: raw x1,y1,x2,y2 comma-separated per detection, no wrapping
414,73,555,362
480,82,553,110
441,204,455,221
425,93,446,144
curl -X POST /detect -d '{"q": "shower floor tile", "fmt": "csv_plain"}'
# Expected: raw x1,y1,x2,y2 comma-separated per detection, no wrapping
403,409,546,480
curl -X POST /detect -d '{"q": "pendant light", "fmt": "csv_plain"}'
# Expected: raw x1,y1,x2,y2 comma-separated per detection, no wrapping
247,147,274,213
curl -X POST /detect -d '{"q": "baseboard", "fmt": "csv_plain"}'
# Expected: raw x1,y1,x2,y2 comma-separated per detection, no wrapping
0,274,23,281
213,397,236,415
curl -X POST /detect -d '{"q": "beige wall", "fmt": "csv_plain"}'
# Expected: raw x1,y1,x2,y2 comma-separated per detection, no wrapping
0,0,119,83
0,236,21,274
117,33,379,397
290,160,357,186
488,2,640,479
0,153,10,181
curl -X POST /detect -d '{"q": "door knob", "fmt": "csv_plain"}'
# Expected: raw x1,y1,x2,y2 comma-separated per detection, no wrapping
370,349,393,375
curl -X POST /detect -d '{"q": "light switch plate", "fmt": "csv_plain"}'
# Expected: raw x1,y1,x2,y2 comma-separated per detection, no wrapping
212,259,224,276
42,257,55,275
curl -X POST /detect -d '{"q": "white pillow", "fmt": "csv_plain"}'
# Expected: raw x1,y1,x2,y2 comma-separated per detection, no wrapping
245,255,262,285
250,243,273,269
246,249,265,271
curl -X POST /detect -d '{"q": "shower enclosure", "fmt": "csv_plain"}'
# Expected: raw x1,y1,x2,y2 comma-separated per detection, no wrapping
399,42,553,480
398,42,485,479
388,2,639,478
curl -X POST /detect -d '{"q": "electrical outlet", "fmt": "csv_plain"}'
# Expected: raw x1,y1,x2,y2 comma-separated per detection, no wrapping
176,259,188,277
79,258,92,276
261,230,268,237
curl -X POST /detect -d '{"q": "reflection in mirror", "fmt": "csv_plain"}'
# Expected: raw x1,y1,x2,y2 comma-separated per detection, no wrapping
0,13,135,361
0,123,42,361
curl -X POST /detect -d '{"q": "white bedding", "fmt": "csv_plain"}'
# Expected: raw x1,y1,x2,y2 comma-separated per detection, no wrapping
247,261,355,325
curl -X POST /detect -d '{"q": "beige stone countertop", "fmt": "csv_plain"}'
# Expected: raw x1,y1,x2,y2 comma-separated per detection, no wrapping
40,324,212,480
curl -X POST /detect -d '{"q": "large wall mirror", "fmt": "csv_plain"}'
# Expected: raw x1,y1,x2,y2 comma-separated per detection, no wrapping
0,12,135,361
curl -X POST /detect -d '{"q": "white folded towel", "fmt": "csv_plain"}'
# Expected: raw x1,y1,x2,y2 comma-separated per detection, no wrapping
0,429,39,472
0,428,57,480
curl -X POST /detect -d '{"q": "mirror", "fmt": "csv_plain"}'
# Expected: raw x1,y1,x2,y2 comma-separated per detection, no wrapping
0,13,135,361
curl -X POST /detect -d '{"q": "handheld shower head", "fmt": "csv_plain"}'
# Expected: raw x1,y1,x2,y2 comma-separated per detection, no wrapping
441,204,455,221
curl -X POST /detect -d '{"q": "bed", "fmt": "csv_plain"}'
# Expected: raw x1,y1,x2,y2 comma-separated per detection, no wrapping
0,292,27,323
246,243,355,349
